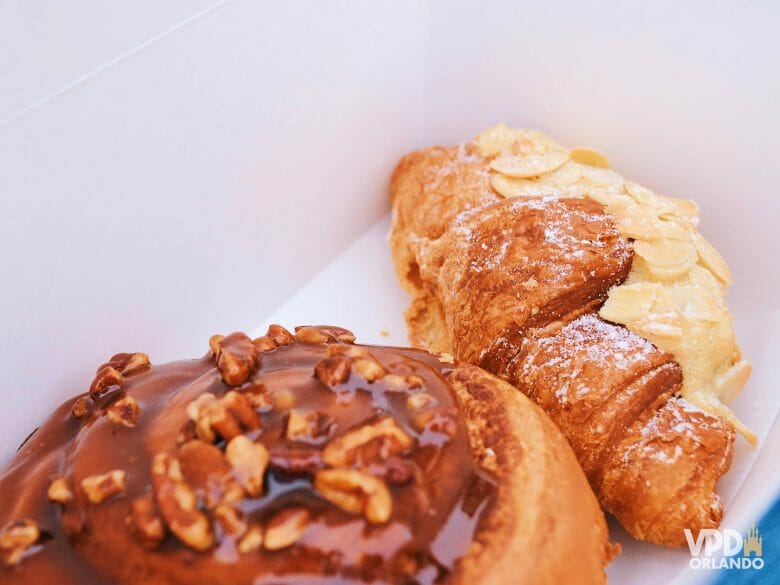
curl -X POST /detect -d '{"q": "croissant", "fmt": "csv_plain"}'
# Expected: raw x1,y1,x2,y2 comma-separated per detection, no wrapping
0,325,614,584
389,126,746,547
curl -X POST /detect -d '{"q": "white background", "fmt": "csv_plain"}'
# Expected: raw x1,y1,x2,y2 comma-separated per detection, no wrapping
1,1,778,583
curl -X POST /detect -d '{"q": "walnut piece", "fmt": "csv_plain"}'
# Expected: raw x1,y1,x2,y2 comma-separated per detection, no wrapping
238,525,264,554
0,519,41,566
314,356,352,387
89,365,124,398
105,352,151,376
151,453,214,551
186,391,260,443
178,439,244,509
269,449,324,476
263,507,310,550
106,395,140,427
128,493,166,549
47,477,73,504
322,417,413,468
214,504,247,537
266,324,295,346
225,435,269,497
286,409,334,444
294,326,330,344
71,396,92,419
81,470,127,504
314,469,392,524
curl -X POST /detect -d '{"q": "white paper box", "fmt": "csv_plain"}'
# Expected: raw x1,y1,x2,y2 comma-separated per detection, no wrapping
1,2,778,583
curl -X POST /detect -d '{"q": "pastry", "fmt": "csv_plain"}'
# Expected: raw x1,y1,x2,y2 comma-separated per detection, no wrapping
389,125,747,546
0,325,613,584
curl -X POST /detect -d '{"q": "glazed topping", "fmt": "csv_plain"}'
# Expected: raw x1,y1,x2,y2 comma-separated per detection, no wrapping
475,124,753,442
0,325,496,584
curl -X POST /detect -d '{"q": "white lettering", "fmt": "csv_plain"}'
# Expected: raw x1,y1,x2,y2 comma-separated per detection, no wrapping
723,529,743,556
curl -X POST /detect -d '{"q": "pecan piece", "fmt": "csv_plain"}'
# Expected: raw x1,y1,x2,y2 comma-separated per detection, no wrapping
106,395,140,427
367,457,415,485
151,453,214,551
314,356,351,387
47,477,73,504
178,440,244,508
186,392,257,443
266,324,294,346
81,470,126,504
314,469,392,524
214,504,247,538
406,392,437,411
104,352,151,376
322,417,413,468
128,493,166,549
221,391,261,431
413,408,458,438
286,409,334,444
252,335,276,352
71,397,92,419
225,435,269,497
263,507,310,550
238,525,264,553
294,326,330,344
0,519,41,566
211,332,259,386
89,366,123,398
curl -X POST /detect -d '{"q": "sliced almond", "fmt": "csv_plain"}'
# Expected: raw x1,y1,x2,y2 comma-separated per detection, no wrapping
693,232,733,286
570,146,610,168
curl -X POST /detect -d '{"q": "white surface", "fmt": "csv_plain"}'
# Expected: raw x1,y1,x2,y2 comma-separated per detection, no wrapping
1,2,779,584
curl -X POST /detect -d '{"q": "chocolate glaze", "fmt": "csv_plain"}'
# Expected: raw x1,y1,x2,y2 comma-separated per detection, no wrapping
0,326,496,584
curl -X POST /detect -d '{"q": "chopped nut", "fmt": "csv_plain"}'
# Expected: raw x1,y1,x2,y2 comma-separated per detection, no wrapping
413,408,458,438
89,365,124,398
209,334,225,358
238,525,264,554
105,352,151,376
269,449,324,476
314,356,352,387
221,391,262,431
81,469,127,504
72,397,92,419
106,395,140,427
286,409,334,444
128,494,166,549
314,469,392,524
47,477,73,504
214,504,247,537
266,324,294,346
406,393,437,411
178,440,244,508
0,519,41,566
211,332,259,386
353,354,386,382
271,389,295,410
367,457,415,485
225,436,269,497
295,326,330,344
384,373,424,392
406,375,423,389
323,417,413,468
335,331,356,343
252,336,276,352
151,453,214,551
263,507,310,550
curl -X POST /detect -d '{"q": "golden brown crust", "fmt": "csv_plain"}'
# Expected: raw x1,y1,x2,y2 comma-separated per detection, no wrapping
389,142,736,547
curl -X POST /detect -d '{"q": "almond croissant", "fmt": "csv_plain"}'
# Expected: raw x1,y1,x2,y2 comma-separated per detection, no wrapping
389,136,738,547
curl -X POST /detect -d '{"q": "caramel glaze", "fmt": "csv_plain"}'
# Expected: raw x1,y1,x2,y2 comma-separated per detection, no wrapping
0,326,496,584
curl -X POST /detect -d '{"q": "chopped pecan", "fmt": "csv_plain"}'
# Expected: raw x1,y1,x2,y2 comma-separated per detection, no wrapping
89,366,123,398
225,435,269,497
47,477,73,504
271,389,295,410
178,440,244,508
269,449,324,476
151,453,214,551
211,332,258,387
0,519,41,566
384,374,425,392
322,417,413,468
314,469,392,524
71,397,92,419
221,391,261,431
252,335,276,352
413,408,458,438
128,493,166,549
314,356,352,387
294,326,330,344
406,392,437,411
81,470,126,504
286,409,334,444
266,324,294,346
263,507,310,550
104,352,151,377
238,525,264,554
106,395,140,427
353,355,386,382
214,504,247,537
406,375,424,389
